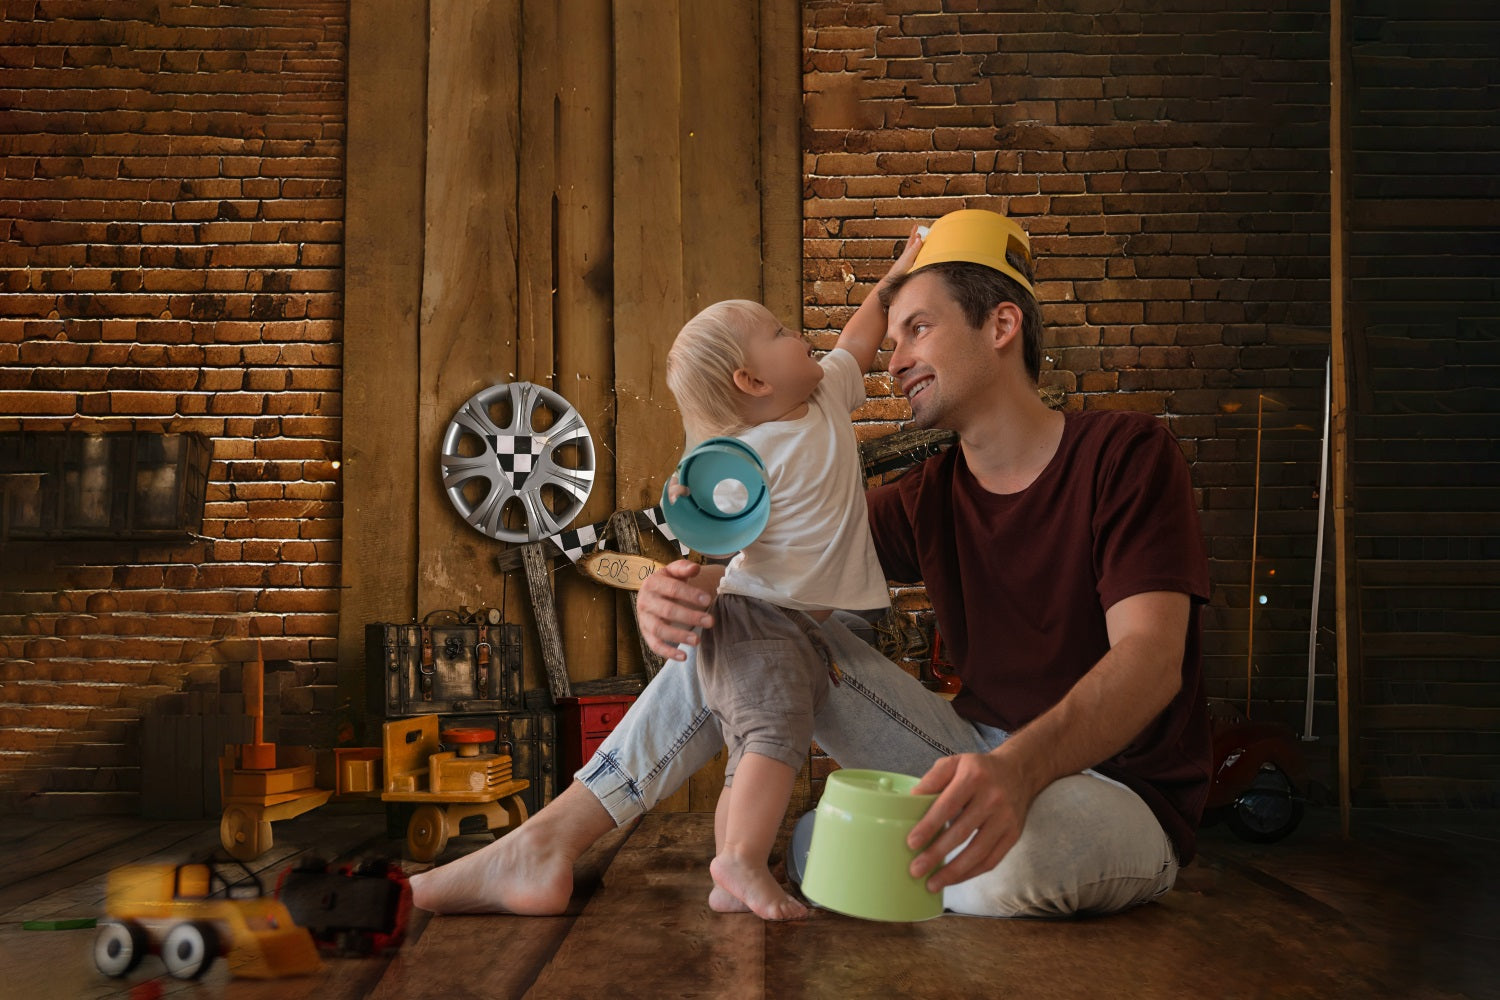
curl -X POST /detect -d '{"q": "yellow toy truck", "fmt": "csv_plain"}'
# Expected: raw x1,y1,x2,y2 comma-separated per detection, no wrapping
382,714,530,862
94,860,320,980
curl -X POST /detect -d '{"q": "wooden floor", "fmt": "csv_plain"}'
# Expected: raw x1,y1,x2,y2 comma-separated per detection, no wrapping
2,801,1495,999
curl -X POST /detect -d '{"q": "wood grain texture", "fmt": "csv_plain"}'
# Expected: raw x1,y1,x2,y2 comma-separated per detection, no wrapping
418,0,522,613
525,812,764,999
522,541,573,702
365,820,636,1000
612,0,687,516
759,0,804,328
340,0,427,715
681,0,764,314
546,0,619,686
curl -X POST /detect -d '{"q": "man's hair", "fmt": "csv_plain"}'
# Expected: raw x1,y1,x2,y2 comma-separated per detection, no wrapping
665,299,770,441
879,249,1043,382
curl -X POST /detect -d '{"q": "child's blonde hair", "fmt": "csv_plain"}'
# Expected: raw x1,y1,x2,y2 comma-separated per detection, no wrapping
665,299,773,441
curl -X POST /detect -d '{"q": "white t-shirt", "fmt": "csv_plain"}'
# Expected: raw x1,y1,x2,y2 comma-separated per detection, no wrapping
719,348,891,614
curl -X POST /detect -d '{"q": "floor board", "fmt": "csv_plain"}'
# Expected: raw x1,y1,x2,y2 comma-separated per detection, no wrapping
0,804,1494,999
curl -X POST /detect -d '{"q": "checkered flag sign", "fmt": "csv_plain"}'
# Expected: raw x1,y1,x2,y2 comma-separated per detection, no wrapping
641,505,691,557
489,433,541,490
547,517,609,564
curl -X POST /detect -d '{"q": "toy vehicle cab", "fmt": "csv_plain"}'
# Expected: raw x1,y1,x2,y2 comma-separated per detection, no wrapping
94,859,320,980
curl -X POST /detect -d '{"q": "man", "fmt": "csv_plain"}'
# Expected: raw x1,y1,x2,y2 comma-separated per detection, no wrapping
410,208,1212,918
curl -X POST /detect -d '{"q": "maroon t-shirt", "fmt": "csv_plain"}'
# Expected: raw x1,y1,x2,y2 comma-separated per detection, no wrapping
866,409,1213,863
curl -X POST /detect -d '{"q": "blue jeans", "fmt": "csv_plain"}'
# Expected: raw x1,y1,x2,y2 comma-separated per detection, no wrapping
578,614,1178,917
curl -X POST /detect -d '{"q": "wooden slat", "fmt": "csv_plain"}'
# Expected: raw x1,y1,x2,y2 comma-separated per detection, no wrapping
525,813,764,998
611,1,692,811
512,0,560,688
1359,632,1500,658
759,0,804,328
1350,197,1500,230
1352,775,1500,806
517,0,620,689
612,0,686,516
1329,0,1360,830
417,1,523,612
1358,559,1500,587
365,821,637,1000
1362,704,1500,731
681,0,764,313
522,542,572,702
553,0,620,686
339,0,427,715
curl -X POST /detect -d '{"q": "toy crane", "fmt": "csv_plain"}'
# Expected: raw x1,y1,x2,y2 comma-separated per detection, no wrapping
217,642,332,860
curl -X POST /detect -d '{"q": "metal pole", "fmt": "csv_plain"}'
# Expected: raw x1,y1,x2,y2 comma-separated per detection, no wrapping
1304,359,1331,740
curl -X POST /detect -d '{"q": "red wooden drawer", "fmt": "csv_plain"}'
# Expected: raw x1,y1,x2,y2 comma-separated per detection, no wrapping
557,694,637,787
577,700,631,735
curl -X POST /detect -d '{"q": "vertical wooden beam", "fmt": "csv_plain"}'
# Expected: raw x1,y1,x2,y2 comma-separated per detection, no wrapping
340,0,427,731
417,1,523,613
760,0,804,327
522,543,573,702
1329,0,1360,837
513,0,560,690
615,0,690,810
613,1,686,514
681,0,764,312
547,0,618,685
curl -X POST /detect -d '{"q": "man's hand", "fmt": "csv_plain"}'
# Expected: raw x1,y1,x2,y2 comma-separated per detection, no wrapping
905,749,1036,893
636,559,722,660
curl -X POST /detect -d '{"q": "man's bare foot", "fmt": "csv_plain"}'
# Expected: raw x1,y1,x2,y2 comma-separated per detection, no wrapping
409,820,573,915
709,852,808,920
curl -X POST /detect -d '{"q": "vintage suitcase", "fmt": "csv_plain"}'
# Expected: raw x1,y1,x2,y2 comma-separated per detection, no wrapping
366,619,523,717
499,699,557,817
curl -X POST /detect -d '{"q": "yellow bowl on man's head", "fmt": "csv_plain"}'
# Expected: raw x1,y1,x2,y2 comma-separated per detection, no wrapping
909,208,1035,295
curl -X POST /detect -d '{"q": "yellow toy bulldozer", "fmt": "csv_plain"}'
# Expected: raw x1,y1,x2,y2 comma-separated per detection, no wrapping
94,860,320,980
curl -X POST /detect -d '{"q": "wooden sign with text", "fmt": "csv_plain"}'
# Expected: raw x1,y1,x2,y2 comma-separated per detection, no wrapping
577,550,663,591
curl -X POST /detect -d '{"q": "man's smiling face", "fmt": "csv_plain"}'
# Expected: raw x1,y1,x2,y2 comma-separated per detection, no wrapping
885,270,1001,431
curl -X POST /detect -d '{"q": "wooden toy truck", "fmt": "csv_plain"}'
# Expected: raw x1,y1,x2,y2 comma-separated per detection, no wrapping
382,714,530,862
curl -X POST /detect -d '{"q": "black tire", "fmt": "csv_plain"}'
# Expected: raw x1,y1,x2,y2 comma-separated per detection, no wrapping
1225,765,1304,844
93,919,148,977
162,920,220,980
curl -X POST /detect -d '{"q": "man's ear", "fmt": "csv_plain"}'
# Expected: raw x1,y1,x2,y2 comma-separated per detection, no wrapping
989,302,1024,352
732,367,771,397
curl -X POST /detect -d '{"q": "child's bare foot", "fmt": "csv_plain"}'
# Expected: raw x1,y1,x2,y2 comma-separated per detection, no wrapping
707,885,750,913
709,852,808,920
409,820,573,915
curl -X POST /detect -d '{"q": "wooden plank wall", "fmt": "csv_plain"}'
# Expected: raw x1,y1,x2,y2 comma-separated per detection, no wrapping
341,1,802,811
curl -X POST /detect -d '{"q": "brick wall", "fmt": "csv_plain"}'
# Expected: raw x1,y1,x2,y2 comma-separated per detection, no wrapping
0,1,347,814
804,1,1337,763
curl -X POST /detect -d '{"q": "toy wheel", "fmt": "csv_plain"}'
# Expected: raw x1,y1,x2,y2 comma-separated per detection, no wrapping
407,804,450,862
440,380,596,543
221,804,273,861
162,920,220,980
1225,764,1304,844
93,919,148,977
493,793,529,838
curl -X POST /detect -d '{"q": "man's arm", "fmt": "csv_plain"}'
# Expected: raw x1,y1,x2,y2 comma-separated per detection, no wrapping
636,560,726,660
905,590,1190,891
834,225,924,371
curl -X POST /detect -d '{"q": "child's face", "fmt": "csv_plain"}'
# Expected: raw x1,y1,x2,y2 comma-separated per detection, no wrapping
739,312,824,405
